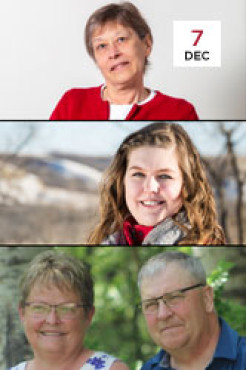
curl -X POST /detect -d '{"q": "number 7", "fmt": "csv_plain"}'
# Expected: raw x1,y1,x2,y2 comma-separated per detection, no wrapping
192,30,203,46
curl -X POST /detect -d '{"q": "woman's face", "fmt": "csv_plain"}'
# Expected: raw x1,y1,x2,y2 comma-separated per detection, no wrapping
19,284,94,359
92,21,151,89
124,146,183,226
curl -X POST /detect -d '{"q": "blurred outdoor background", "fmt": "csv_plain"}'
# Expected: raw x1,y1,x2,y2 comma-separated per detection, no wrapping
0,246,245,370
0,121,245,244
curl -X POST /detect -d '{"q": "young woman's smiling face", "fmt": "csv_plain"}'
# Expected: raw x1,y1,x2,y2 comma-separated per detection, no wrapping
124,146,183,226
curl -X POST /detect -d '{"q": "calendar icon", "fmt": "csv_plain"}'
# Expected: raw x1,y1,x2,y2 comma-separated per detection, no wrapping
173,21,221,67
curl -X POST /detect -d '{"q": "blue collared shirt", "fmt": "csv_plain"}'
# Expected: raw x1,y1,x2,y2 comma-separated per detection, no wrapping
141,318,246,370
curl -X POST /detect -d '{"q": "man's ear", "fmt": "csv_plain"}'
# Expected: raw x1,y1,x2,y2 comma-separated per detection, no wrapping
203,285,214,313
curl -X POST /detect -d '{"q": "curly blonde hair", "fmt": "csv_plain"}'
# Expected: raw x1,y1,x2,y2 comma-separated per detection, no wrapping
88,122,225,244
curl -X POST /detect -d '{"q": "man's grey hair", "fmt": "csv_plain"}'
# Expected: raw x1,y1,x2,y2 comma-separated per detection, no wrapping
138,251,207,290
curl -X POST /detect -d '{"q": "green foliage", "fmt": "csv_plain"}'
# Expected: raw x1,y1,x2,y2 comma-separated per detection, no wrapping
55,246,245,369
207,260,234,314
56,246,170,368
208,260,246,336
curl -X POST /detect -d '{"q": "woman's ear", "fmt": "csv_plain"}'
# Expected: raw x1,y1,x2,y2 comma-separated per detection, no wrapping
143,34,152,56
86,306,95,328
18,303,25,323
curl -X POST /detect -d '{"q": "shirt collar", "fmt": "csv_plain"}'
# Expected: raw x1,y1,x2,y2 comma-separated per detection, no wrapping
160,351,172,369
148,349,167,368
213,317,239,360
156,318,239,369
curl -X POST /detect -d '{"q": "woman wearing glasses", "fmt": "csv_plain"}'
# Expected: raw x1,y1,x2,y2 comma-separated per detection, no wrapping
88,122,225,245
10,250,129,370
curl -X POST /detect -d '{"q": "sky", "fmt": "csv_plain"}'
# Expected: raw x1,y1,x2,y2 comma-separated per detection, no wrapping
0,121,245,157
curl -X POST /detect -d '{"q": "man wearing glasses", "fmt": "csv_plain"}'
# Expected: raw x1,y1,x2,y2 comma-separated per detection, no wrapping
137,251,246,370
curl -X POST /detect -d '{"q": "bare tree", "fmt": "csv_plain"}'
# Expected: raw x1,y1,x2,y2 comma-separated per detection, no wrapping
0,124,99,244
202,122,246,243
219,122,245,243
202,156,230,242
0,123,38,163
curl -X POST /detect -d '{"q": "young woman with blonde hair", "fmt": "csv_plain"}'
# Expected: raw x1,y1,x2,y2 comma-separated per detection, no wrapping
89,122,225,245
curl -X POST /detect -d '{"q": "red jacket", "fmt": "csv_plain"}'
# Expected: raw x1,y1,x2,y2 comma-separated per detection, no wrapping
50,86,198,120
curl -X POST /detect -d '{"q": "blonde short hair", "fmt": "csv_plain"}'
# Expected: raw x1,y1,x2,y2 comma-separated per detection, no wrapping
19,250,94,315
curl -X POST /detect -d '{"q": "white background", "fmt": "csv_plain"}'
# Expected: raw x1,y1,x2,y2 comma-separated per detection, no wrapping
0,0,245,119
173,21,221,67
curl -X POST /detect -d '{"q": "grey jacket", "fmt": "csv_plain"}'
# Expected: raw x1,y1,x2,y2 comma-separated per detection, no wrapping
102,212,188,245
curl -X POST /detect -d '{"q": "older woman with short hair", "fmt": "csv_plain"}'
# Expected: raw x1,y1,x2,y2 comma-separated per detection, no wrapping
10,250,129,370
50,2,198,120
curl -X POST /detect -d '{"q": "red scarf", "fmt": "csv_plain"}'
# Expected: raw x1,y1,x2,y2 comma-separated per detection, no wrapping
123,217,153,245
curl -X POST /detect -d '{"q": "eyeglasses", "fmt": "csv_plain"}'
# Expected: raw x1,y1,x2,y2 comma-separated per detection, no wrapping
138,283,205,315
24,302,86,320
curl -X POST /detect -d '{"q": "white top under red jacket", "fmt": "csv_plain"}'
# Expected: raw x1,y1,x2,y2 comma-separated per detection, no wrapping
50,86,199,120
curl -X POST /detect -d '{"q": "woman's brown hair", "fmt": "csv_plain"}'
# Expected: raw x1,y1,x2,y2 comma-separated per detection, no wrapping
88,122,225,244
85,2,153,69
